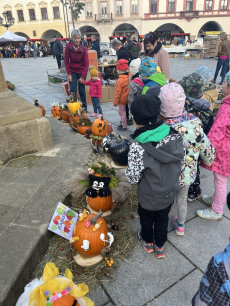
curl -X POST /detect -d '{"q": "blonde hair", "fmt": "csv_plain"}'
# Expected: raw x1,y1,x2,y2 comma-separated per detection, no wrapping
131,34,136,41
220,32,227,41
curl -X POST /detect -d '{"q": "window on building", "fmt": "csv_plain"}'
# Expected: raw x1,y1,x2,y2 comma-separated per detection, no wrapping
131,0,138,13
205,0,213,10
151,0,157,13
168,0,175,12
186,0,193,10
29,9,36,20
53,7,60,18
116,1,122,14
6,11,12,21
220,0,228,10
41,8,48,19
17,10,24,21
86,3,92,17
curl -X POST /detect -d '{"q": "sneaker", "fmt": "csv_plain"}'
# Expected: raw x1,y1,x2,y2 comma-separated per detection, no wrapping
154,243,165,259
90,113,98,117
199,195,212,206
117,126,127,131
136,231,154,253
197,208,222,220
172,215,185,236
188,193,202,202
218,82,223,85
211,80,216,84
98,114,103,118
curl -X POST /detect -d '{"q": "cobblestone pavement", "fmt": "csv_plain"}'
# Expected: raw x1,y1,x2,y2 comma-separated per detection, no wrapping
1,56,230,306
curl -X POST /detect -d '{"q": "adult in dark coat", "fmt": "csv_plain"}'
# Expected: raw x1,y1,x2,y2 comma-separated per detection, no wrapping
90,35,101,60
111,38,134,64
53,36,63,70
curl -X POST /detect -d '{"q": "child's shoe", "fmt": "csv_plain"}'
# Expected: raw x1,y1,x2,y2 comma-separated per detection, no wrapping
172,215,185,236
90,113,98,117
197,208,222,220
136,231,154,253
154,243,165,259
117,126,127,131
188,191,202,202
199,195,212,206
98,114,103,118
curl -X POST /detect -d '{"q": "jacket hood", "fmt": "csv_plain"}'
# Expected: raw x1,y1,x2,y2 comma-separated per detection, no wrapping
148,72,167,86
135,123,170,144
140,134,184,165
222,94,230,105
133,78,144,86
187,96,211,110
203,87,218,103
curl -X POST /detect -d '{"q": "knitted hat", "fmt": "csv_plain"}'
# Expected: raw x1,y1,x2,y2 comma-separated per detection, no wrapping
180,72,205,98
195,66,213,84
116,59,129,71
139,56,161,78
129,58,141,76
131,86,161,125
90,67,98,77
159,83,186,118
226,71,230,85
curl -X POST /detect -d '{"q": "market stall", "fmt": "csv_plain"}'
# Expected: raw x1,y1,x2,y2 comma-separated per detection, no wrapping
27,38,49,56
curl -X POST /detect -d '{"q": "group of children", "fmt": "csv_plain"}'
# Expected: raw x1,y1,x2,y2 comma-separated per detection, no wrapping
116,55,230,262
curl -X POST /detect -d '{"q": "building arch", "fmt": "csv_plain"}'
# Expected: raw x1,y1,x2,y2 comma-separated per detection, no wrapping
41,29,63,40
79,26,100,40
154,23,185,41
198,21,223,37
14,32,30,39
112,23,139,37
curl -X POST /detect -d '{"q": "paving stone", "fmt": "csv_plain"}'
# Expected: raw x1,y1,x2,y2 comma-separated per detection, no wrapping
0,205,21,235
102,242,194,306
87,286,110,306
147,269,203,306
168,216,230,272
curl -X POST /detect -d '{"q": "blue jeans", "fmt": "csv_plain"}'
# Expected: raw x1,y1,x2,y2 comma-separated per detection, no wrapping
214,58,229,82
91,97,103,114
32,50,36,58
70,72,87,110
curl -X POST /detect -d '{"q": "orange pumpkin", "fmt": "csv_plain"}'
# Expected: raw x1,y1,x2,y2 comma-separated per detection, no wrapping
87,194,113,212
52,294,78,306
69,112,88,128
61,110,70,122
77,118,92,135
51,106,62,120
92,116,113,137
73,212,109,257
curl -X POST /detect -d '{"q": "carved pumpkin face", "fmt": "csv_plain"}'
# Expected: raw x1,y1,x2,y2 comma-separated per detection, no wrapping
92,116,113,137
51,106,62,120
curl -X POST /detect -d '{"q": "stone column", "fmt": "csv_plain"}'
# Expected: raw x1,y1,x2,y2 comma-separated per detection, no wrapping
0,60,53,165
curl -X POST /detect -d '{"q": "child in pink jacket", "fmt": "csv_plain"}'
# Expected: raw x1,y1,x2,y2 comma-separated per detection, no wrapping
84,67,102,118
197,71,230,221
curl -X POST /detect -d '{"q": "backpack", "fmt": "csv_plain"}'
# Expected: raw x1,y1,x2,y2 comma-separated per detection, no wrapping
130,43,140,54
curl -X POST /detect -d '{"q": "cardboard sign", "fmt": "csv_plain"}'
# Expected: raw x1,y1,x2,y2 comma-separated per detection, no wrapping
86,50,98,105
48,202,78,240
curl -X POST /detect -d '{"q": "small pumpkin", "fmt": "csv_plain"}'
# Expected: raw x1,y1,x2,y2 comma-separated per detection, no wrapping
108,135,131,166
92,116,113,137
33,98,45,116
102,133,122,153
61,105,70,122
52,294,78,306
77,118,92,135
73,212,110,257
69,109,88,128
68,100,83,114
87,194,113,213
51,106,62,120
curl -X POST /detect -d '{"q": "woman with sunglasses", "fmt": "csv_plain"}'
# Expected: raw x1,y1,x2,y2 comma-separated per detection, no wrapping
143,32,170,80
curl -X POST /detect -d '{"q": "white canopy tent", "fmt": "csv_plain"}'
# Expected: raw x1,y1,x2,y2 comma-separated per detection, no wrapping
0,30,27,43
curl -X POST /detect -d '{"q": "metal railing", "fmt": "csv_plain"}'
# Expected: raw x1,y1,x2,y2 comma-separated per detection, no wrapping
95,13,113,22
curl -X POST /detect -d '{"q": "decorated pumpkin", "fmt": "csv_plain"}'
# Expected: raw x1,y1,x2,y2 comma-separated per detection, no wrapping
51,105,62,120
52,294,78,306
77,118,92,135
33,97,45,116
86,174,113,212
102,133,122,153
92,116,113,137
72,212,114,257
68,100,82,114
61,105,70,122
108,135,131,166
69,110,88,128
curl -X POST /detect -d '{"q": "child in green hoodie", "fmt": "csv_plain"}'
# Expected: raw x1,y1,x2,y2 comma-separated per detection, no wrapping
139,56,167,94
125,86,184,258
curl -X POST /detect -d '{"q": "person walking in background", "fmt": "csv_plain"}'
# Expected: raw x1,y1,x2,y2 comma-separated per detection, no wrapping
31,42,36,59
211,32,230,85
126,34,140,59
90,35,101,61
24,43,30,58
53,36,63,71
84,67,102,118
50,37,55,58
19,43,25,58
180,36,185,45
64,29,89,111
83,35,88,49
111,39,134,64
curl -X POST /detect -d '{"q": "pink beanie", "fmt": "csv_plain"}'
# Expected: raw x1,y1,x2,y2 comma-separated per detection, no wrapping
159,83,186,118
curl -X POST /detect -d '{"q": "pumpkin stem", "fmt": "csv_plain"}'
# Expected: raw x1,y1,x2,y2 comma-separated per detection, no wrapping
88,211,103,225
114,134,122,143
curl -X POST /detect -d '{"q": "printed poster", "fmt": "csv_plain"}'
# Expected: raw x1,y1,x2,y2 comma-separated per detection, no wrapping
48,202,78,240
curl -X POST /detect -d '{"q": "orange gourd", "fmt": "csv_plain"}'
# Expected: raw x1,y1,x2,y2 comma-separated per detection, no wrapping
92,116,113,137
61,110,70,122
51,106,62,120
87,194,113,212
37,105,46,116
52,294,78,306
73,213,109,257
77,118,92,135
